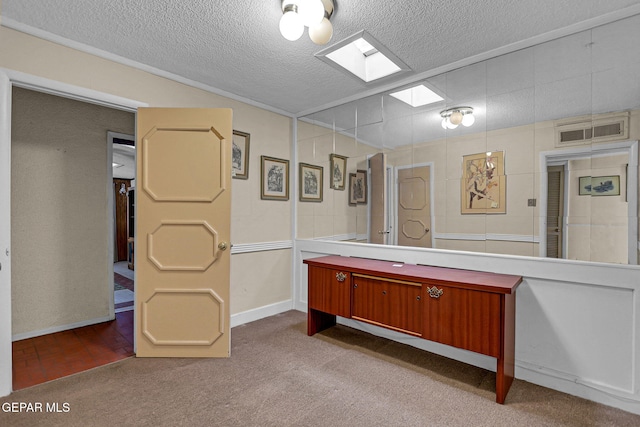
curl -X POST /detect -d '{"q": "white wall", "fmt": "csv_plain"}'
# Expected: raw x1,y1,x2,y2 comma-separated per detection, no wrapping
294,239,640,415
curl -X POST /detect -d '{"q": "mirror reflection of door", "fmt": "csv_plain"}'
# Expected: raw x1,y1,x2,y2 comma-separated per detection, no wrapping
369,153,388,244
397,165,432,248
546,165,565,258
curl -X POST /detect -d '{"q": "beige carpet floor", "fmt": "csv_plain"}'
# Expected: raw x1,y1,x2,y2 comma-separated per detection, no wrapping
1,310,638,426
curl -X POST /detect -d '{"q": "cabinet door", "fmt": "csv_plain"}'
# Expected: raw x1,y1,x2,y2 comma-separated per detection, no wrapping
308,266,351,317
423,283,501,357
352,275,422,335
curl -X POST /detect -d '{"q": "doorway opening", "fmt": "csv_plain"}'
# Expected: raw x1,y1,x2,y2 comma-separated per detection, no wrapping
539,140,638,264
110,132,136,314
9,88,136,390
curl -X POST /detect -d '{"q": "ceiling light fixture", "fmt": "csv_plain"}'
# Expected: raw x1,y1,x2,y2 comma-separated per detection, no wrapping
279,0,335,45
440,106,475,129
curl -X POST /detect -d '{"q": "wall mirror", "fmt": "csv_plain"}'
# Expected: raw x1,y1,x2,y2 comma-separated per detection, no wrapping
296,14,640,265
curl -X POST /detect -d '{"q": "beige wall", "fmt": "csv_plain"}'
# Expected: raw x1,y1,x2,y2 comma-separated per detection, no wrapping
1,26,292,335
297,121,377,240
567,154,629,263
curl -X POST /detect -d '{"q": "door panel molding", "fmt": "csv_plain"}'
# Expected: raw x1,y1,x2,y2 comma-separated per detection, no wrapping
141,288,225,346
148,221,222,271
141,126,227,202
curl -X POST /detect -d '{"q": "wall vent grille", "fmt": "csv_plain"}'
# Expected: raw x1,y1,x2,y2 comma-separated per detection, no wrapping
555,112,629,148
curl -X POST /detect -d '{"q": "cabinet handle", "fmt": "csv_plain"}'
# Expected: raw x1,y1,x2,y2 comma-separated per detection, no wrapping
416,295,421,301
382,290,387,295
335,272,347,282
427,286,444,299
354,283,358,288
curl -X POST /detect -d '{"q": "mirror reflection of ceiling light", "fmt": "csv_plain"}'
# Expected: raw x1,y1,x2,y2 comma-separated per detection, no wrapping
390,85,444,107
440,106,475,129
315,31,411,83
279,0,334,45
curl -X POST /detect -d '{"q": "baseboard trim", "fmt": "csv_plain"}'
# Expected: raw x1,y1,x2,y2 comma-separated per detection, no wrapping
515,362,640,415
13,301,294,341
230,300,293,328
12,315,113,342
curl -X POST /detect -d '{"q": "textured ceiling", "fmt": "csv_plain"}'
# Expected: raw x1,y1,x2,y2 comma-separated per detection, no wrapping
3,0,640,116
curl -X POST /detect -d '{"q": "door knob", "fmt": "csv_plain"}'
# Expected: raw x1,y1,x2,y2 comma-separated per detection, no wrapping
218,242,228,251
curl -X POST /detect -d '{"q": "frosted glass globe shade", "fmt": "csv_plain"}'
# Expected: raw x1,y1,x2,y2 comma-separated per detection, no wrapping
298,0,324,26
280,11,304,41
461,113,475,127
441,119,448,129
450,111,463,125
309,18,333,45
446,120,458,130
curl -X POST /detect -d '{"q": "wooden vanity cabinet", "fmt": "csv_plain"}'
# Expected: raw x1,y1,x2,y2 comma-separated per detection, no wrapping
352,274,422,336
303,255,522,404
307,265,351,335
422,283,501,357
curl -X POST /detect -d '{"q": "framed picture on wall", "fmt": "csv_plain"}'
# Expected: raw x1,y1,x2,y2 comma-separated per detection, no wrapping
232,130,250,179
329,153,347,190
461,151,506,214
299,163,323,202
348,173,358,205
579,175,621,196
260,156,289,200
579,176,591,195
591,175,620,196
349,171,367,205
355,169,367,203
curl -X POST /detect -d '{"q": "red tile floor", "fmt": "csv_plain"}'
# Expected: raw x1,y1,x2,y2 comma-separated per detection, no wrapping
12,275,134,390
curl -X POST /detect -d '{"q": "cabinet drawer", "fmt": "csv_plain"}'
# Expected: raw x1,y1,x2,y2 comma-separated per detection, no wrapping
352,274,422,335
308,266,351,318
422,283,501,357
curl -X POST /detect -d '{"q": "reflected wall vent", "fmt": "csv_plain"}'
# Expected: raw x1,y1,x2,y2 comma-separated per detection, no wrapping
554,112,629,148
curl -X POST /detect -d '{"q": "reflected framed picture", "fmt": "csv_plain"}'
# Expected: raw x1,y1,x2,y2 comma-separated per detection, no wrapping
299,163,323,202
580,175,620,196
232,130,250,180
579,176,591,195
461,151,506,214
348,173,358,205
260,156,289,200
329,153,347,190
355,169,367,203
349,170,367,205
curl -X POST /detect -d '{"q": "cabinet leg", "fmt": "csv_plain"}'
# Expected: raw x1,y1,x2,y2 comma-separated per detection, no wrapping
496,292,516,404
307,309,336,336
496,356,514,404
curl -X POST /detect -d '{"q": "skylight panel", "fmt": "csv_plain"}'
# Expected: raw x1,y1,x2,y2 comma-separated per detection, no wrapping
390,85,444,107
316,31,410,83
